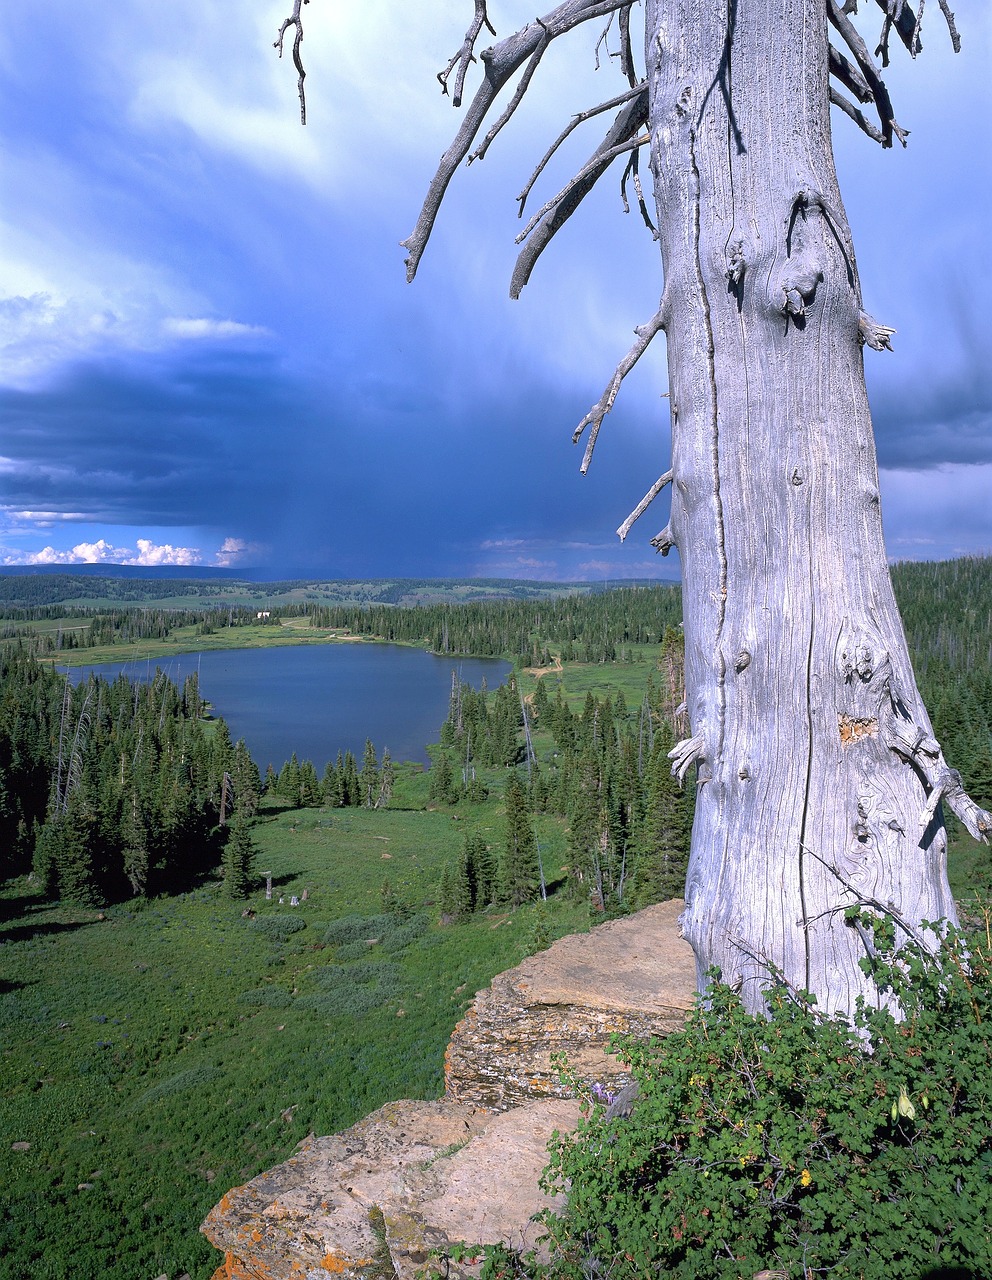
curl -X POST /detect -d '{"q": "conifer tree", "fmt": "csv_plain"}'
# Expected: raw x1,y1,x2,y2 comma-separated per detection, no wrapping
121,790,150,897
376,748,394,809
498,776,539,907
299,758,322,807
360,739,379,808
464,833,496,909
223,816,257,899
231,739,261,817
632,722,693,907
342,751,361,806
278,753,302,806
321,757,341,806
427,752,456,805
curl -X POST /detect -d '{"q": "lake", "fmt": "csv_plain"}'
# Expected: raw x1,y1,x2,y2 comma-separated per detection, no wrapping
64,644,512,770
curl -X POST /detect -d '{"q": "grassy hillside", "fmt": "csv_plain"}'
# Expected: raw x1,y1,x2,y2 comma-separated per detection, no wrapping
0,773,586,1280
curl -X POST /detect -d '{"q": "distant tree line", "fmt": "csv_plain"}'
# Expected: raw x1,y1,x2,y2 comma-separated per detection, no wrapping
1,584,684,665
287,585,683,663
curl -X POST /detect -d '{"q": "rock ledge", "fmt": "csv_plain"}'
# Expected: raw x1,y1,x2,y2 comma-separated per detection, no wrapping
203,901,695,1280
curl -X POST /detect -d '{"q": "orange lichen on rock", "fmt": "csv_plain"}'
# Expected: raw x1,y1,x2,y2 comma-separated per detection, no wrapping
321,1252,371,1273
211,1251,265,1280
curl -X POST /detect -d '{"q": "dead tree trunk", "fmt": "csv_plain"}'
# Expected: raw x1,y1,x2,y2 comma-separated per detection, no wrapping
647,0,984,1014
280,0,985,1016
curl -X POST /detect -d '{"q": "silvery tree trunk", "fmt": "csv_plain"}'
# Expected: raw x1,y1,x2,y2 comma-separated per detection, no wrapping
359,0,984,1016
646,0,983,1015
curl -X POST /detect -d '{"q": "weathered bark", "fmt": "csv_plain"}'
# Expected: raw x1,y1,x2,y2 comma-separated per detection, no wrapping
646,0,985,1015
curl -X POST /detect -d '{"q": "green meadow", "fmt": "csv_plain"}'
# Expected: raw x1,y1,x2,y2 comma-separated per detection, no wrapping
0,768,586,1280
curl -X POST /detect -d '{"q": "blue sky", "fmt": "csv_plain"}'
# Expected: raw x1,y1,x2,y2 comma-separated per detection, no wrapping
1,2,989,579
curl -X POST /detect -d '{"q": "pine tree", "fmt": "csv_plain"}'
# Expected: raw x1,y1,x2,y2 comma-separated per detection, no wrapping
54,790,99,906
278,753,302,806
223,817,257,899
231,739,261,817
427,752,456,805
632,722,693,908
342,752,361,806
121,790,150,897
498,776,539,908
299,759,321,807
376,749,394,809
567,752,603,902
360,739,379,808
321,757,341,807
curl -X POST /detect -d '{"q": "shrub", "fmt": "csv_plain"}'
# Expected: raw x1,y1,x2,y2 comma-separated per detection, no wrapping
323,914,394,947
335,939,381,961
380,914,429,953
294,988,382,1018
248,915,307,941
295,959,404,1019
527,912,992,1280
312,959,401,992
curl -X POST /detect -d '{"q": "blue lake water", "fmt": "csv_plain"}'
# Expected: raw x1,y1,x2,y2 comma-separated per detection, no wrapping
64,644,511,770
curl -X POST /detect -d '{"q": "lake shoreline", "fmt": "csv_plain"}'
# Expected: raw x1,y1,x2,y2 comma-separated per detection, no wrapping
44,623,460,669
61,642,513,771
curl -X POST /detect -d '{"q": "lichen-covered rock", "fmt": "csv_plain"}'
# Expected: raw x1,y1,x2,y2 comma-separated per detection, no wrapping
202,1096,581,1280
444,899,695,1108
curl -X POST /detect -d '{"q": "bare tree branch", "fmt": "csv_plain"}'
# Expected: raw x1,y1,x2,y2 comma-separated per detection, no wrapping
593,10,616,71
620,145,656,233
573,305,666,472
617,470,673,542
402,0,634,283
439,0,497,108
618,5,638,87
469,21,551,164
515,131,649,246
936,0,962,52
828,0,906,147
828,43,874,103
509,87,649,296
871,0,923,62
830,86,886,145
274,0,308,126
517,83,644,217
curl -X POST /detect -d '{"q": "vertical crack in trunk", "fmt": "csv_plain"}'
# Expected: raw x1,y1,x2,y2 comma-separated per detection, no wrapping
796,516,817,995
688,123,728,757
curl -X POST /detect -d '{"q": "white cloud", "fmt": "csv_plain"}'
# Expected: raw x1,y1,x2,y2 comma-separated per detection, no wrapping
1,538,203,567
162,317,270,341
214,536,264,567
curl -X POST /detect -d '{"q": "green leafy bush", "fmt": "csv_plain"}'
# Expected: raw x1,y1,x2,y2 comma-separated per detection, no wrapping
295,987,383,1018
335,938,382,961
528,913,992,1280
248,914,307,941
324,912,428,959
323,914,395,947
296,959,404,1018
380,914,429,952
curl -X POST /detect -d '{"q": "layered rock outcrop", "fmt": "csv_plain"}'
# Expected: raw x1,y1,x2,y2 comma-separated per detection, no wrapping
203,901,695,1280
444,899,695,1108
